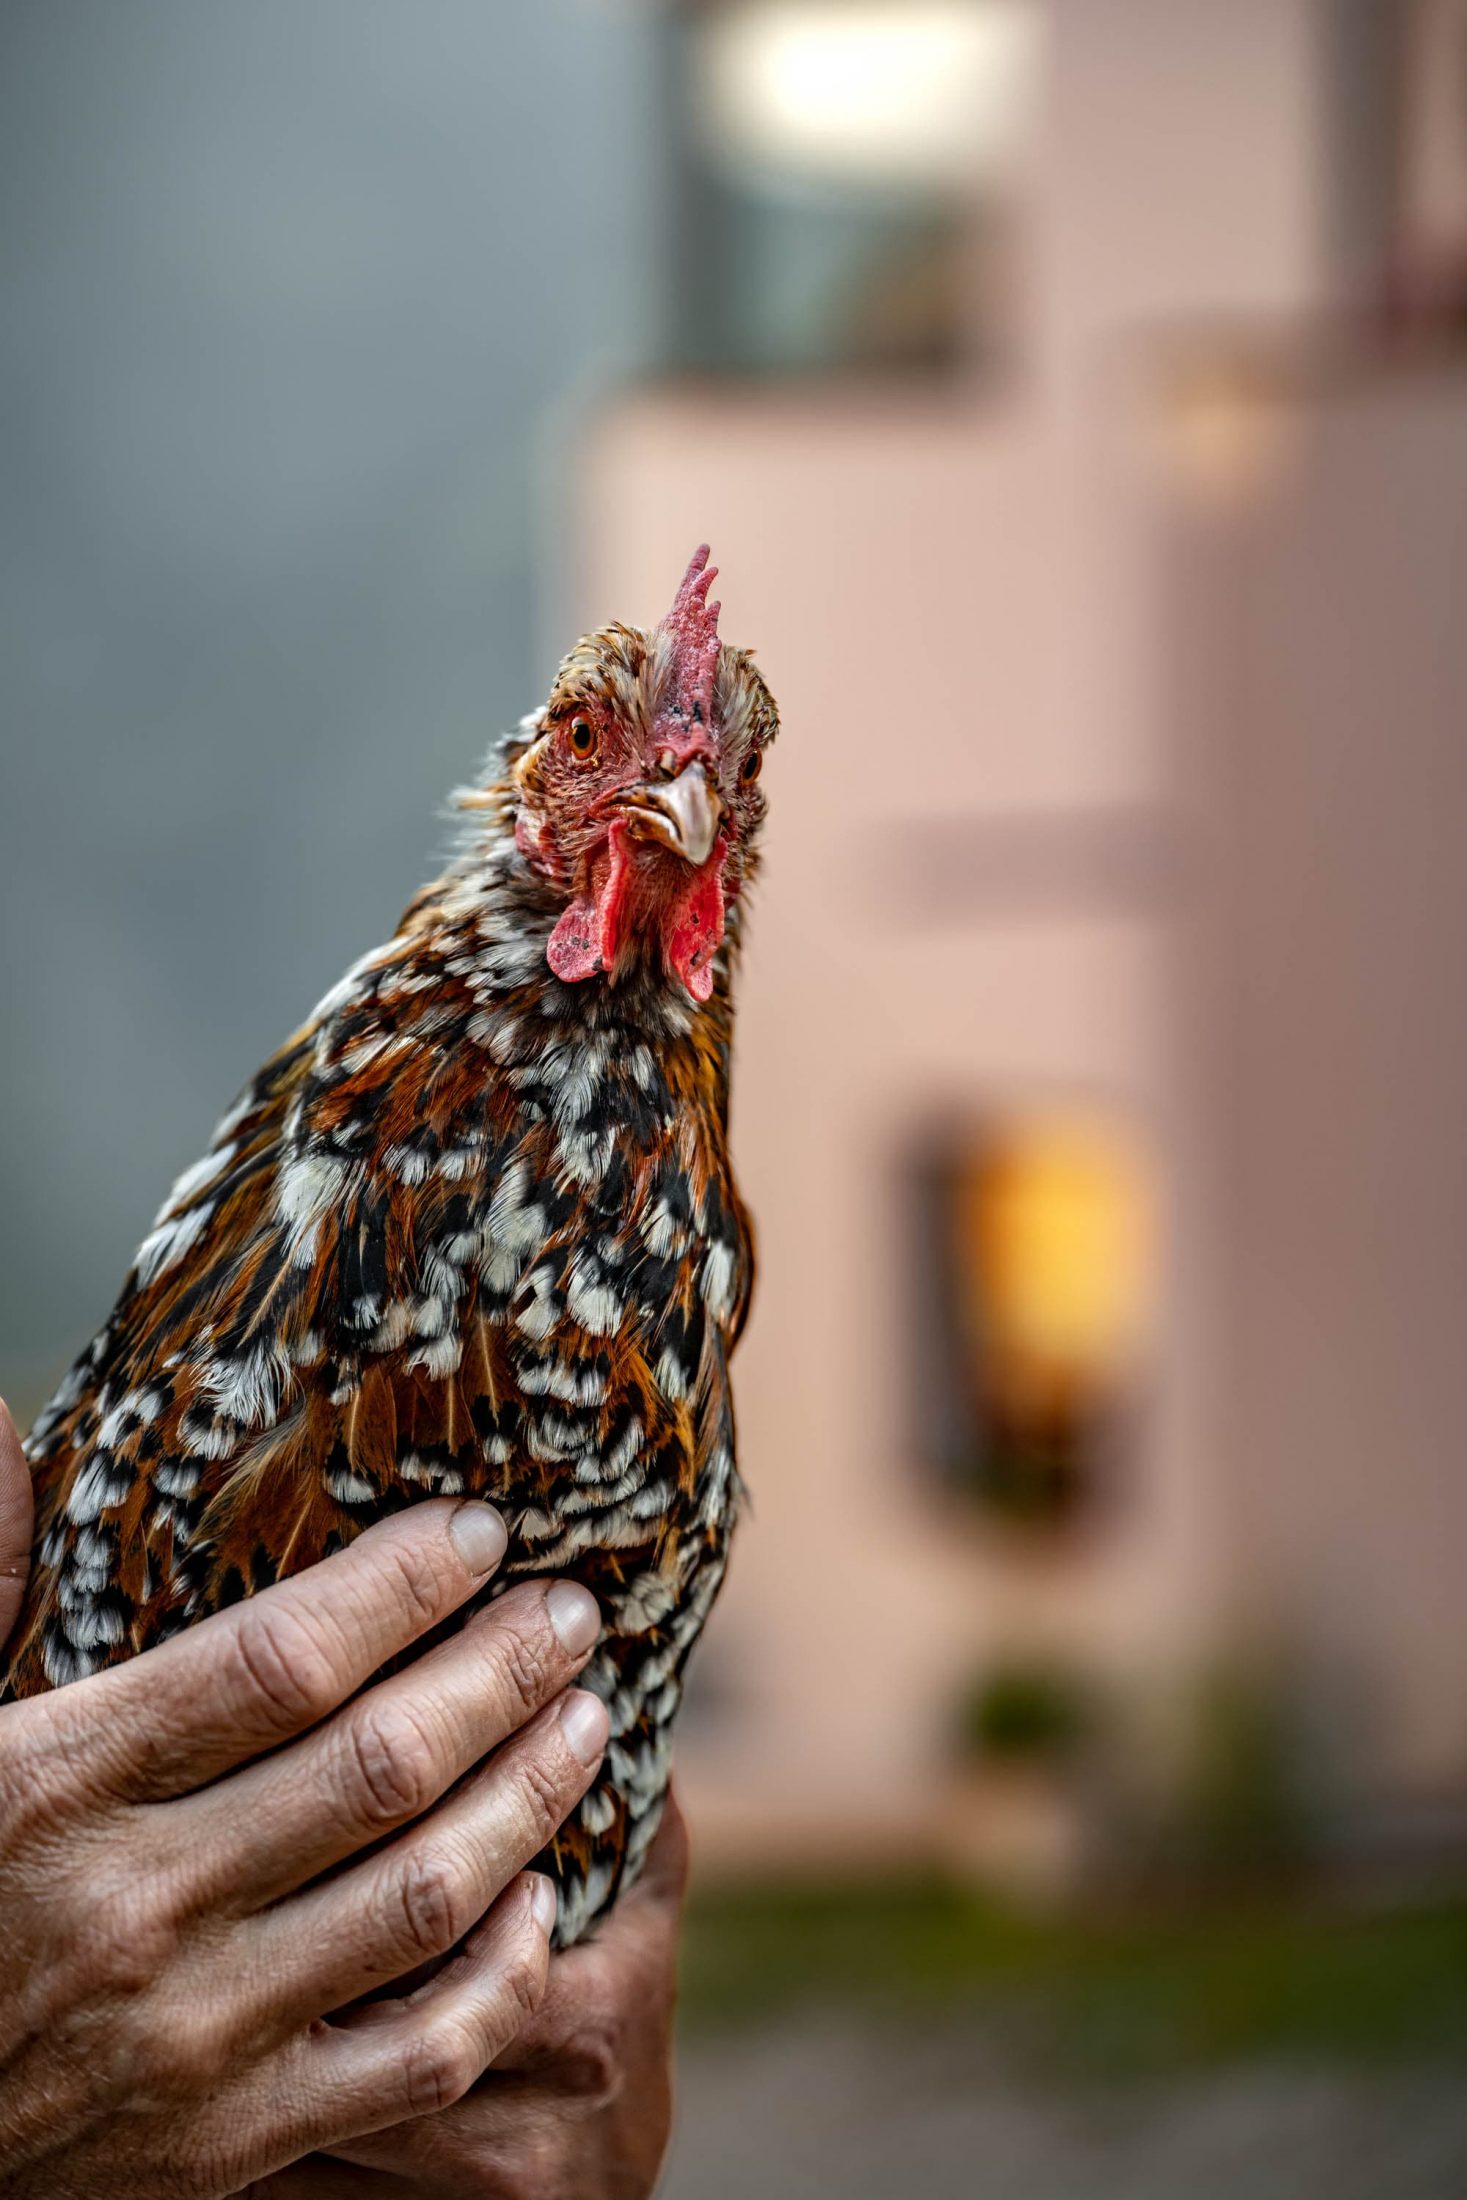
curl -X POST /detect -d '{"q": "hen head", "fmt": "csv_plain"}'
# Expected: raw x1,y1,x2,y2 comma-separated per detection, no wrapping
501,546,777,1002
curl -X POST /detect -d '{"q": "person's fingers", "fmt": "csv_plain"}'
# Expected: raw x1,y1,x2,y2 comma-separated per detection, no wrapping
328,1797,689,2179
490,1787,688,2080
178,1577,602,1912
197,1876,555,2184
278,1876,555,2154
231,1687,608,2033
45,1497,510,1803
0,1399,33,1652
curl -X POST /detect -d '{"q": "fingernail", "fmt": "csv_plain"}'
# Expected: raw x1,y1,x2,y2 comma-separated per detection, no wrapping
560,1688,609,1764
448,1502,508,1578
529,1873,558,1937
546,1580,600,1657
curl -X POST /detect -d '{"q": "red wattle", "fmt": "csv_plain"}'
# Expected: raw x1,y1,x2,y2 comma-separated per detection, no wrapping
544,824,728,1002
666,861,726,1004
546,827,633,985
546,896,604,984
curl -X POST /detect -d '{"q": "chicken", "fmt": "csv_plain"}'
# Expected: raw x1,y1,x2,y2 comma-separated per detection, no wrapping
1,545,776,1945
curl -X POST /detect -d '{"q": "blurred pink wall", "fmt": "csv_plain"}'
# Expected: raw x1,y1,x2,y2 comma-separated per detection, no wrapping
574,0,1467,1873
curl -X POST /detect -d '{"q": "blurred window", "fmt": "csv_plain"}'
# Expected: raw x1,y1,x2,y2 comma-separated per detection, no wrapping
667,0,1041,377
911,1109,1158,1524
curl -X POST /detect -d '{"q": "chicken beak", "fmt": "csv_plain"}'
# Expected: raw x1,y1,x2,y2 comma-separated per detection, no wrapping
625,758,723,867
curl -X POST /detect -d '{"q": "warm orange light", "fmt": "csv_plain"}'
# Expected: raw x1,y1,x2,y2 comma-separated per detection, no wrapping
959,1110,1158,1405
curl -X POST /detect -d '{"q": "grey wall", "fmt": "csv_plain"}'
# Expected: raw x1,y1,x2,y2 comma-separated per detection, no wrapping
0,0,656,1404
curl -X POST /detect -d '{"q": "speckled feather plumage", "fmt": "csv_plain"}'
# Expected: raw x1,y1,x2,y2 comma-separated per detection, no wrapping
2,561,776,1946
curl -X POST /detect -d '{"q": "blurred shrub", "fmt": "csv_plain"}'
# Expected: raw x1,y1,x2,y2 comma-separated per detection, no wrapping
957,1659,1092,1767
1169,1664,1315,1885
680,1874,1467,2072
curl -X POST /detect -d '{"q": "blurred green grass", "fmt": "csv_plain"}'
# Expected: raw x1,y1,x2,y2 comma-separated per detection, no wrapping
678,1881,1467,2079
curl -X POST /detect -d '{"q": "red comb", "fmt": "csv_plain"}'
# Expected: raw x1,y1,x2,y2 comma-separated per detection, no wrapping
661,543,723,730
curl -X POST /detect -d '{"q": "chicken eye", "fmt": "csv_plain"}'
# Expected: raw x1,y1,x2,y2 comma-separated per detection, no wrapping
739,748,762,784
568,718,599,762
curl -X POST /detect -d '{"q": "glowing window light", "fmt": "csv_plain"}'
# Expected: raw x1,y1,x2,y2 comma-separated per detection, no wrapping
961,1112,1158,1404
696,1,1042,192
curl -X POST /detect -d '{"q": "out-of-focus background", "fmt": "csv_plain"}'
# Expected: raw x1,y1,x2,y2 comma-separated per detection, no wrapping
5,2,1467,2192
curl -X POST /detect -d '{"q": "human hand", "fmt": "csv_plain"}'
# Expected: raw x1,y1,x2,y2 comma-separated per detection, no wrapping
249,1793,687,2200
0,1401,611,2200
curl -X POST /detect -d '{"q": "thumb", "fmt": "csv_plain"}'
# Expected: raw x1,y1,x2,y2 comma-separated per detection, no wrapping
0,1400,33,1651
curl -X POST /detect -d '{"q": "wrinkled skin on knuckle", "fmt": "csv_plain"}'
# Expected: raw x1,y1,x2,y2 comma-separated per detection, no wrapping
399,2018,483,2117
492,1616,557,1720
502,1935,549,2032
393,1845,474,1964
229,1602,342,1734
513,1749,575,1849
344,1701,441,1832
379,1535,451,1635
